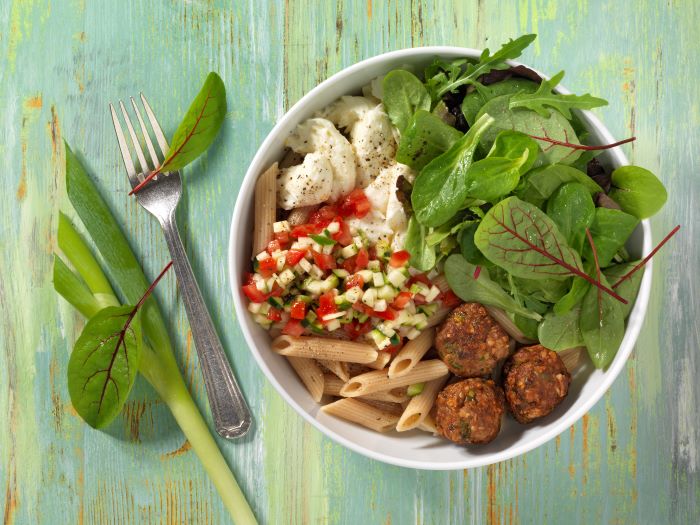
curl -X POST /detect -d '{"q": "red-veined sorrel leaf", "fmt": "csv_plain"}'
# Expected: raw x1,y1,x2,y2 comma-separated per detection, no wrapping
130,72,227,194
474,196,627,303
526,134,636,151
612,225,681,288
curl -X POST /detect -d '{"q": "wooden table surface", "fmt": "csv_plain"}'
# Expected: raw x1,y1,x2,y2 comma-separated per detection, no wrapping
1,1,698,523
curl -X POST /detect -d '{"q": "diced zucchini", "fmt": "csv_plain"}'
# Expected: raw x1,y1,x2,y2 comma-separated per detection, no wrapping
373,299,387,312
361,288,377,308
340,243,359,258
372,272,385,287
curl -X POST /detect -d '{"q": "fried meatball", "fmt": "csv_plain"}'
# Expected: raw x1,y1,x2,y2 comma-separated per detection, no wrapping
503,345,571,424
435,303,510,377
435,378,505,445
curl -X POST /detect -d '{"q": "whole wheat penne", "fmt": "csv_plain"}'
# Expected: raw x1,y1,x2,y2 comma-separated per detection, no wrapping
388,328,435,378
365,351,392,370
253,162,279,254
485,306,536,344
560,346,586,373
396,376,448,432
362,399,404,416
427,305,451,328
323,374,345,396
318,359,350,382
286,356,324,402
272,335,378,364
418,413,438,434
321,398,399,433
324,376,409,404
340,359,449,397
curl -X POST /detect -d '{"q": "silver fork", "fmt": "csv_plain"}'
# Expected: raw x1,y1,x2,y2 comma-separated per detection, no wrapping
110,94,251,439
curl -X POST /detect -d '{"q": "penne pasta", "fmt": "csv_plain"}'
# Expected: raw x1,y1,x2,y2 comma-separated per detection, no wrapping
366,351,392,370
286,356,324,402
431,274,450,292
427,305,451,328
417,413,438,435
324,375,409,404
321,398,400,433
388,328,435,378
272,335,378,364
560,346,586,373
318,359,349,382
361,399,404,416
252,162,279,255
485,306,536,344
340,359,449,397
396,376,448,432
323,374,345,396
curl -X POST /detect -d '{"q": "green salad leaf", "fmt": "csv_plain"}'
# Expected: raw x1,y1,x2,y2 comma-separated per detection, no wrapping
395,110,463,171
461,78,539,126
546,182,596,251
382,70,431,133
404,216,436,271
538,307,585,351
609,165,668,219
579,273,625,368
515,163,603,207
487,130,540,175
603,261,644,318
411,114,493,227
444,254,541,320
583,208,639,267
459,223,490,266
509,71,608,119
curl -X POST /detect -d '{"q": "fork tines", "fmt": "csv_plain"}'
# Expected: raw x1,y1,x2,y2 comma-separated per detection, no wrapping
110,94,170,188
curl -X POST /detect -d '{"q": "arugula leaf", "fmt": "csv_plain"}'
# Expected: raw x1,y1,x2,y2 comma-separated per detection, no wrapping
411,114,494,227
515,164,603,207
444,254,541,321
508,71,608,119
395,110,463,171
476,94,583,165
67,305,142,428
433,34,537,99
603,261,644,318
461,79,539,126
474,196,583,281
405,216,436,271
579,273,625,368
538,307,585,351
158,72,227,173
583,208,639,267
382,70,431,133
608,165,668,219
546,182,595,251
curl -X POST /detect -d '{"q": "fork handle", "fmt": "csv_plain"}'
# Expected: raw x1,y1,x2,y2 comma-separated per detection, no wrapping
160,214,251,439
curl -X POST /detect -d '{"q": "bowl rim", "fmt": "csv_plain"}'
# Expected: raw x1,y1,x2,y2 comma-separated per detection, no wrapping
228,45,652,470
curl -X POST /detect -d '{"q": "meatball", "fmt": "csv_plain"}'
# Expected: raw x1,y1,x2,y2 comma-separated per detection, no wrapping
435,378,505,445
503,345,571,424
435,303,510,377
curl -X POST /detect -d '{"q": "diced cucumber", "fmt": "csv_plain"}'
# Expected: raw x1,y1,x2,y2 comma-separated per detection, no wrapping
407,382,425,396
297,236,314,247
340,243,359,258
369,329,391,349
425,285,441,302
377,322,396,338
361,288,377,308
303,278,324,295
322,311,345,321
275,256,286,272
258,302,271,315
309,264,324,279
298,257,312,273
353,235,364,248
247,302,263,314
326,221,340,234
344,286,363,303
373,299,387,312
418,304,438,317
407,327,422,340
295,294,312,304
305,310,318,322
367,260,381,272
273,220,291,233
253,313,272,326
321,274,339,292
255,251,269,261
387,268,408,288
357,313,369,323
267,296,284,308
372,272,385,287
389,333,401,346
332,268,350,278
357,269,373,282
413,313,428,329
410,282,430,296
326,319,341,331
278,268,296,286
377,285,397,301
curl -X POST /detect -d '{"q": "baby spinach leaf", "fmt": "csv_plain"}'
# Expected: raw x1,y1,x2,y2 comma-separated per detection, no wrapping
382,70,431,133
486,130,539,175
603,261,644,318
474,196,583,281
475,94,582,165
412,114,494,227
67,306,142,429
465,154,528,202
538,307,585,351
553,275,590,315
514,314,540,340
508,71,608,119
583,208,639,267
158,72,227,173
609,165,668,219
425,217,476,247
546,182,595,251
511,275,570,303
579,273,625,368
433,34,537,99
395,110,463,171
515,164,602,208
444,254,541,321
461,79,539,126
459,223,490,266
405,216,436,271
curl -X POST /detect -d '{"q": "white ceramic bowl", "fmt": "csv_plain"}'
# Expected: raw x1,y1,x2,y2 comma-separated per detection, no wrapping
229,47,652,470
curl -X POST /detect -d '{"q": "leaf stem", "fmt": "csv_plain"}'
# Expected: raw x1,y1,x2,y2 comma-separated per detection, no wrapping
527,134,636,151
585,228,603,322
612,225,680,288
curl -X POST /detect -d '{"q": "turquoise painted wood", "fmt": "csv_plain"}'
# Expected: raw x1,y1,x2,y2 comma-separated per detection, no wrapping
1,1,698,523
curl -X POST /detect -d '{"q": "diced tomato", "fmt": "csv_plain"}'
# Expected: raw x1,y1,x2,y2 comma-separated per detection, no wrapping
309,205,338,226
268,283,284,297
332,219,354,246
316,292,337,320
342,256,356,273
412,294,427,305
274,231,291,247
266,239,282,254
311,250,336,271
408,273,432,286
386,340,404,355
345,274,364,290
343,320,372,340
339,189,371,218
290,224,317,238
281,319,305,336
390,291,412,309
290,299,307,320
242,283,267,303
389,250,411,268
243,272,256,285
258,256,277,276
267,308,282,322
440,290,461,308
355,248,369,270
371,307,397,321
285,249,307,266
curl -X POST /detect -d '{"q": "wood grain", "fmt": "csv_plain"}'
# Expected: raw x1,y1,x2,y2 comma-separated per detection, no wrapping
0,0,698,524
